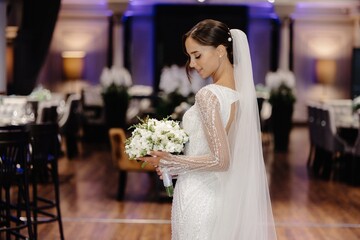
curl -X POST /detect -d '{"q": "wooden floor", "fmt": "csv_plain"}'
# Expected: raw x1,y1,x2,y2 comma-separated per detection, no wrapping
24,126,360,239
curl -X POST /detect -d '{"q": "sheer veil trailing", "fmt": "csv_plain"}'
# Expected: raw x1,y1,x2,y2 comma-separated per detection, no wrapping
211,29,277,239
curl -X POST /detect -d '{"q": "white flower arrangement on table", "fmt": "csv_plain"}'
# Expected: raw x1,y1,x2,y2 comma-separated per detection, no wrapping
159,65,191,97
159,64,211,97
100,66,132,95
100,66,133,128
157,64,210,119
125,116,189,196
28,85,52,101
265,70,296,105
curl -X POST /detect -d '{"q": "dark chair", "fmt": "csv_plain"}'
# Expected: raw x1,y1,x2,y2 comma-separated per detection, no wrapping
315,107,350,180
58,93,81,159
306,104,315,167
257,97,264,118
259,100,272,145
39,105,58,123
0,130,34,239
26,123,64,240
306,102,322,169
346,111,360,186
80,88,107,142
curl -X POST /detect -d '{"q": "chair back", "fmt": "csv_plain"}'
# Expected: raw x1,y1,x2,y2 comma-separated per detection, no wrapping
0,130,31,185
320,107,347,153
26,123,61,167
307,102,323,149
307,103,316,146
58,93,81,131
352,111,360,156
40,106,58,123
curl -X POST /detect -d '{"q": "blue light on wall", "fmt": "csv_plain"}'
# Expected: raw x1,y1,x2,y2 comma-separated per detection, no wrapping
123,1,278,89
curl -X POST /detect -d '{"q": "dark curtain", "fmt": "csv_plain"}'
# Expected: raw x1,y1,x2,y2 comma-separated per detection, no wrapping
351,48,360,98
10,0,61,95
289,17,294,71
107,15,114,68
270,17,280,72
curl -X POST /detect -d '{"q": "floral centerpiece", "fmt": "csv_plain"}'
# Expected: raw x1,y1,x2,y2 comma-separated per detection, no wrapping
125,116,189,197
266,70,296,106
100,66,132,128
265,70,296,152
27,85,52,121
28,85,52,101
157,65,210,119
100,66,132,95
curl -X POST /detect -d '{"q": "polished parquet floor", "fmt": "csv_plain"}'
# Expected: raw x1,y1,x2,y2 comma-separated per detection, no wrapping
33,126,360,239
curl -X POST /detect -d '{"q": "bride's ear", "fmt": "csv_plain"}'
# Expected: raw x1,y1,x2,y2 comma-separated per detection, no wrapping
216,45,226,58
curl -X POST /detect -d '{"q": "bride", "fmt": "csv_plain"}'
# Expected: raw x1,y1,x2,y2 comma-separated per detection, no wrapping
139,19,277,240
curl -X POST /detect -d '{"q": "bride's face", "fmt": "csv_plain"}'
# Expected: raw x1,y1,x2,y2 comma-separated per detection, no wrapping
185,37,220,79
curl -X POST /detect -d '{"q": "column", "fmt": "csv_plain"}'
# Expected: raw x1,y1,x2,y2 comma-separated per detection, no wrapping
278,17,291,71
106,0,129,68
113,13,124,68
354,15,360,48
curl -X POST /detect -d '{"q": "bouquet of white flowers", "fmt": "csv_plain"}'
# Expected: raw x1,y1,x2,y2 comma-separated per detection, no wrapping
125,116,189,196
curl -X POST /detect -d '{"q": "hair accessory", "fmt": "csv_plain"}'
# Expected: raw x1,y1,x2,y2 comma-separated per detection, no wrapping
228,37,232,42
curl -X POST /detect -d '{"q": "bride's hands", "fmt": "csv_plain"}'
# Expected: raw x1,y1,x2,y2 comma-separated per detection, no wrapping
137,151,169,179
156,167,163,179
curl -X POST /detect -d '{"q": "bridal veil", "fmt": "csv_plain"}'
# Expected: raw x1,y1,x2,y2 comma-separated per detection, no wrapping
211,29,277,239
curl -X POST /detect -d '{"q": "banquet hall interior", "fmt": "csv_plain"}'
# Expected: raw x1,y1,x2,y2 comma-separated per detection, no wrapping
1,0,360,239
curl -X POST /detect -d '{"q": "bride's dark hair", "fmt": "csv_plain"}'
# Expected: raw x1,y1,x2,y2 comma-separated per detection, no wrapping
183,19,234,80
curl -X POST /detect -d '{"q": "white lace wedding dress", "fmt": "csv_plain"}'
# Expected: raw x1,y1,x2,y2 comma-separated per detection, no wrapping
160,29,277,240
160,84,239,240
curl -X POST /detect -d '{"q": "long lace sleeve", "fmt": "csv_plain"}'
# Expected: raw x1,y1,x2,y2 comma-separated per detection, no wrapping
159,88,231,175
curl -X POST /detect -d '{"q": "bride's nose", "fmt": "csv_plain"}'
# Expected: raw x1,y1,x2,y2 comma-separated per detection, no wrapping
189,59,197,68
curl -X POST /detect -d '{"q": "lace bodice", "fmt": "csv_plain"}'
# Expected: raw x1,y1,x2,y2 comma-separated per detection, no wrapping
159,84,240,175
